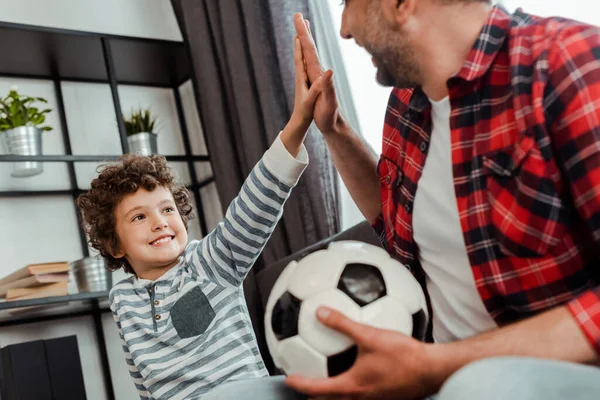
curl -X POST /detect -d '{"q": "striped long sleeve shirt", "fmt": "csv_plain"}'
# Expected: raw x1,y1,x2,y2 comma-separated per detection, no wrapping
109,134,308,399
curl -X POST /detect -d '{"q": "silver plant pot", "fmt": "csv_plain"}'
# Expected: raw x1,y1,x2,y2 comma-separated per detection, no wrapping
127,132,158,156
71,257,112,293
0,126,44,177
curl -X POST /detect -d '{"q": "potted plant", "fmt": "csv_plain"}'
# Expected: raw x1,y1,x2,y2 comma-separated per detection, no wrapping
123,107,158,156
0,86,52,177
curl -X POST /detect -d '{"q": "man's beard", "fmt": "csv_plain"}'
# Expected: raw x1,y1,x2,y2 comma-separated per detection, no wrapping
371,49,421,89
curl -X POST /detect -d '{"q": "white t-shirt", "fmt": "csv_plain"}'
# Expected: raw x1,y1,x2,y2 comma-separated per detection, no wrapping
412,96,497,343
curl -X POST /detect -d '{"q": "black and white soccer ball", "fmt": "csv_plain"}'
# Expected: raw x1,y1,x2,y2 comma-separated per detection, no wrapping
264,240,428,378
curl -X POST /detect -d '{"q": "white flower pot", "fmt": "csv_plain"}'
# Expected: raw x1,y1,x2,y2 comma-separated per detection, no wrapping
0,126,44,177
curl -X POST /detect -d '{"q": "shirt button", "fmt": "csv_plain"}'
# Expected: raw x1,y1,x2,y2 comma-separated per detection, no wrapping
155,314,161,321
385,175,391,185
420,142,427,152
153,300,159,306
405,202,412,213
148,287,153,293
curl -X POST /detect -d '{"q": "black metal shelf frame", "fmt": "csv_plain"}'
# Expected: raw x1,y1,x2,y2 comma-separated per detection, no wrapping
0,21,215,400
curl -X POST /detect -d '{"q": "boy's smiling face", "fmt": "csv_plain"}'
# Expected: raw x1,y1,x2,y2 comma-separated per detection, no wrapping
113,186,188,279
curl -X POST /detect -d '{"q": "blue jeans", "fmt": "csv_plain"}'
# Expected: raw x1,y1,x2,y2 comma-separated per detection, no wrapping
203,357,600,399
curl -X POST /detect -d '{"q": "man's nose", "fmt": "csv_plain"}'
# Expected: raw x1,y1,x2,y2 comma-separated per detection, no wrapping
340,10,353,40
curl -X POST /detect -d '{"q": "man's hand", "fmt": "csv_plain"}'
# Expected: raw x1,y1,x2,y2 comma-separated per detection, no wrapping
285,307,442,400
293,13,342,135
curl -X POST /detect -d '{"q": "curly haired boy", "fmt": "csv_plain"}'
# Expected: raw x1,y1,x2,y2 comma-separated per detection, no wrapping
77,38,332,399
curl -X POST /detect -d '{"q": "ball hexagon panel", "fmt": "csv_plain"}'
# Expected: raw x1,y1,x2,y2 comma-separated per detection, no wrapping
298,289,361,356
287,250,346,301
271,291,302,341
378,258,427,315
337,263,387,307
277,336,328,379
361,296,412,334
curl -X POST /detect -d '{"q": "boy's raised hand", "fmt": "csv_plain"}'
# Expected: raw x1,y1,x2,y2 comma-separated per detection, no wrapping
281,35,331,157
291,35,332,129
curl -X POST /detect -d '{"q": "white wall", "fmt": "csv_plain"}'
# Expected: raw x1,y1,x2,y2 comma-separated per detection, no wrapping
0,1,221,399
499,0,599,25
0,0,182,41
326,1,392,230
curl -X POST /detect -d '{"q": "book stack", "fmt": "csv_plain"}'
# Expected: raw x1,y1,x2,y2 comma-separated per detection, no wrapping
0,262,70,301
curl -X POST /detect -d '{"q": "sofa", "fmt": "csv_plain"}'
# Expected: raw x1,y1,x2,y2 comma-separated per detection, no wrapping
243,220,382,374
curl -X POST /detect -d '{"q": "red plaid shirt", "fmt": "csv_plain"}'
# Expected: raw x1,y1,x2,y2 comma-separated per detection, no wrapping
373,6,600,352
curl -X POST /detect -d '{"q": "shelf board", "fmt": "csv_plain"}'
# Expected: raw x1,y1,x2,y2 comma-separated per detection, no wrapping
0,291,110,326
0,21,190,87
0,178,214,198
0,291,108,311
0,154,210,162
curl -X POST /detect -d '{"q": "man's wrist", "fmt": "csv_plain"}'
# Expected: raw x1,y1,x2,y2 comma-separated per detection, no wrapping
425,342,472,391
324,114,349,136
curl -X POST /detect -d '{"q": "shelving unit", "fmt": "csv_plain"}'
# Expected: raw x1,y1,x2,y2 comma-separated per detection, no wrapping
0,21,213,400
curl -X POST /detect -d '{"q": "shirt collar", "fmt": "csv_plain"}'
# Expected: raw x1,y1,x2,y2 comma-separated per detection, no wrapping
406,5,531,112
132,256,183,290
455,5,536,81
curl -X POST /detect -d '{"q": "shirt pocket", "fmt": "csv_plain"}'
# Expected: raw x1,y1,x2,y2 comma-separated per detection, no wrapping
483,137,568,258
170,286,216,339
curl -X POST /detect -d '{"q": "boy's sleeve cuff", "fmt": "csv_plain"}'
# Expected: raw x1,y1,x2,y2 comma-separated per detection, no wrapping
262,131,309,187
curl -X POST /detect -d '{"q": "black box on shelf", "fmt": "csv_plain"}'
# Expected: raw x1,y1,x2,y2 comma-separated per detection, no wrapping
0,335,86,400
44,336,87,400
0,340,52,400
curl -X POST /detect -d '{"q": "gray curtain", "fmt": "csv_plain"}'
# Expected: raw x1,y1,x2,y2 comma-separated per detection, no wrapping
171,1,341,370
171,0,340,264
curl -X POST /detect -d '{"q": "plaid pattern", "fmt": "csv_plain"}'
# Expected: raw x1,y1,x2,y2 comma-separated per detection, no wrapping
373,6,600,352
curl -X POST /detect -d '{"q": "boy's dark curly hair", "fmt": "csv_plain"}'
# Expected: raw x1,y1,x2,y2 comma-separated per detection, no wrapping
76,154,194,274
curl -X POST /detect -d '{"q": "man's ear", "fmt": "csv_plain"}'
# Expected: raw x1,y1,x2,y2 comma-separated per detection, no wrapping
380,0,416,28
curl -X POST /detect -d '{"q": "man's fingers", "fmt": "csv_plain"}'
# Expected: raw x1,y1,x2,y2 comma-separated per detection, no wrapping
317,306,375,346
286,374,357,398
293,13,323,82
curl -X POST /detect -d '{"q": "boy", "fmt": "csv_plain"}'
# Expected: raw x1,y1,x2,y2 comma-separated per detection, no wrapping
76,38,332,399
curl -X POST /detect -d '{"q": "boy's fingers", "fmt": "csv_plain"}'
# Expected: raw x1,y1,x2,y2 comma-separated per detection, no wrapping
305,75,325,105
293,36,308,86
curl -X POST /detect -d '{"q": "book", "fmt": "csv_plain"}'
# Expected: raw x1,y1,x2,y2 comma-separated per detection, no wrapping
0,262,69,287
0,273,69,298
6,281,68,301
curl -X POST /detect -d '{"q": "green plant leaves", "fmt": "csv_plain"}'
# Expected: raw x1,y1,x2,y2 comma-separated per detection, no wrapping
122,107,157,136
0,89,53,132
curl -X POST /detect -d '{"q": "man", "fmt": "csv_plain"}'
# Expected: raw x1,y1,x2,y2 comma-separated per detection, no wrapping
286,0,600,399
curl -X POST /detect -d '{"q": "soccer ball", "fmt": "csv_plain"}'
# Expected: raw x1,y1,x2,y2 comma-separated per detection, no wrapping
264,240,428,378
